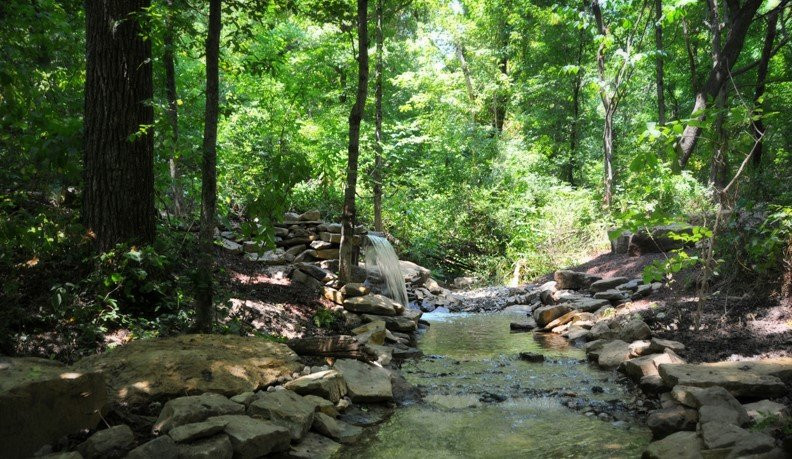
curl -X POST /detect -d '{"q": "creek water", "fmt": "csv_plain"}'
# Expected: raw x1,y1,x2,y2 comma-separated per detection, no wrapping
342,312,651,458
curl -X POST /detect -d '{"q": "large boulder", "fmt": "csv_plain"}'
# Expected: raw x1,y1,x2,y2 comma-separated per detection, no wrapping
629,224,695,255
343,294,401,316
284,370,348,403
361,314,418,333
646,405,698,439
76,425,135,458
209,415,291,458
400,261,431,286
591,316,651,342
595,340,632,369
311,412,363,444
248,390,317,441
0,357,107,458
176,434,233,459
332,359,393,403
659,364,787,398
287,432,342,459
533,304,572,328
127,436,178,459
670,386,749,427
554,270,600,290
75,335,302,405
642,431,704,459
153,393,245,434
621,350,685,382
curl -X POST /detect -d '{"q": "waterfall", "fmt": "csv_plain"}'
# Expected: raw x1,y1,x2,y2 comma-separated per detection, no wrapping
364,234,409,308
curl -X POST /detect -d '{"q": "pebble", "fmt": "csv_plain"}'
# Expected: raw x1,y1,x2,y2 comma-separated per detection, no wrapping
302,366,311,375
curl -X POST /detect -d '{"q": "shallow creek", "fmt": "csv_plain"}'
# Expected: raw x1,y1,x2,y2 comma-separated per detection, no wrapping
343,312,651,458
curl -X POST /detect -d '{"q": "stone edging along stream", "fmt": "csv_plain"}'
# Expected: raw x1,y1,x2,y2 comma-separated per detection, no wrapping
510,269,791,459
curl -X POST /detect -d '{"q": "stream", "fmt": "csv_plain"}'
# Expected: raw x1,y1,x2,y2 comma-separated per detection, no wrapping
343,312,651,458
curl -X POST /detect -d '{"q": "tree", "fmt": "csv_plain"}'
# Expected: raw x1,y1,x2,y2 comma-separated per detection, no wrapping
83,0,155,251
675,0,763,169
749,7,780,166
195,0,222,332
339,0,369,283
373,0,384,232
163,0,182,217
654,0,665,125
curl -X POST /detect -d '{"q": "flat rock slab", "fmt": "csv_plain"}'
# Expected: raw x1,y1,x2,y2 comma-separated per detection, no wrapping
77,424,135,458
642,431,704,459
176,434,233,459
284,370,348,403
154,393,245,434
209,415,291,458
248,390,317,441
332,359,393,403
287,432,342,459
75,334,302,405
343,294,400,316
659,363,787,398
0,357,106,458
311,412,363,444
361,314,417,332
701,358,792,384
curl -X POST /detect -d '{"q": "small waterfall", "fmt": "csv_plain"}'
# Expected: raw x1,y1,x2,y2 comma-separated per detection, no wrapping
364,234,409,308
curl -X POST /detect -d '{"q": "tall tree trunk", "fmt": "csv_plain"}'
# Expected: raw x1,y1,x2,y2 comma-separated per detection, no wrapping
592,0,614,207
603,107,615,206
494,55,508,132
83,0,155,251
455,42,476,123
675,0,763,169
654,0,665,125
568,31,585,186
339,0,369,283
163,0,182,217
681,16,699,92
372,0,384,232
750,9,779,167
195,0,221,332
709,87,728,188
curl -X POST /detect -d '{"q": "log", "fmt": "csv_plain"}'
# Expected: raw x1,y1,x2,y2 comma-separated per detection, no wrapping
287,335,368,360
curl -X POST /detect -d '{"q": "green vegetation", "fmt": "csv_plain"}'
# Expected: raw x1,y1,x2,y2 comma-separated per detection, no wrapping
1,0,791,353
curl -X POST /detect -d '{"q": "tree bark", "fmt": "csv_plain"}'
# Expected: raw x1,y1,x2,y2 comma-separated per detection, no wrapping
163,0,182,217
568,30,585,186
592,0,614,207
654,0,665,125
675,0,763,169
750,8,779,166
373,0,384,232
83,0,154,251
195,0,222,332
339,0,369,283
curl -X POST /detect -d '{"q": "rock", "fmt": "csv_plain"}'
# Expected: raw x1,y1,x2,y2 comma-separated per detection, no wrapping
293,249,317,263
287,432,342,458
295,263,335,282
401,308,422,321
596,340,632,369
631,284,653,300
76,335,301,405
670,386,749,426
363,343,393,366
592,316,651,342
554,270,600,290
400,260,431,286
176,434,233,459
126,436,178,459
639,375,668,395
510,319,537,331
630,224,695,255
391,346,422,360
0,357,106,458
310,240,334,250
533,304,572,328
700,357,792,385
726,431,778,457
286,244,307,256
361,314,417,333
311,412,363,445
424,278,443,294
219,238,243,253
453,276,477,288
323,287,345,304
647,405,698,439
284,212,300,222
340,283,370,297
593,289,630,302
76,425,135,459
584,339,607,353
284,370,348,403
629,340,652,357
518,352,545,363
338,404,394,427
567,298,611,312
647,338,686,354
742,400,788,423
542,310,582,330
622,350,685,382
299,210,321,221
566,327,590,341
590,277,629,292
616,279,642,292
207,415,290,458
37,453,83,459
642,431,704,459
168,418,229,443
352,320,387,345
343,294,400,316
320,232,342,244
248,390,316,441
700,421,752,450
303,395,339,417
230,392,256,407
315,248,339,260
332,359,393,403
154,393,245,434
659,364,787,398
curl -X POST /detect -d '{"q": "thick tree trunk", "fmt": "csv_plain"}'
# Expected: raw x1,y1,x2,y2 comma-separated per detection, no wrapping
592,0,614,207
709,87,728,188
568,31,585,186
603,107,615,207
373,0,384,232
83,0,154,251
750,9,779,167
339,0,369,283
676,0,763,169
654,0,665,125
164,0,182,217
195,0,222,332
